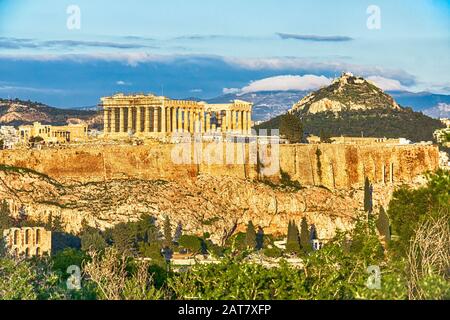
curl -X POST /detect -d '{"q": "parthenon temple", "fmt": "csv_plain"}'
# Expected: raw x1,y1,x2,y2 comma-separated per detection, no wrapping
100,94,253,137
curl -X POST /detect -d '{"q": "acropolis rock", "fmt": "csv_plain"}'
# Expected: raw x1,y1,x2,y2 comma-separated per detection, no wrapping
0,142,439,243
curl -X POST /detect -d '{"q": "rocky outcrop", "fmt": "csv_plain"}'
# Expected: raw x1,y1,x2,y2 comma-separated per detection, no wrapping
291,73,401,114
0,141,438,242
0,166,400,243
0,143,439,190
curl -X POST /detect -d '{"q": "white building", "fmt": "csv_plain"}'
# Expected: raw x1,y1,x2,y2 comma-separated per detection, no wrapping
0,126,19,149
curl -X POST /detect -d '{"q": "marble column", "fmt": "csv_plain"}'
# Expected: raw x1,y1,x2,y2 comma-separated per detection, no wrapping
231,110,236,131
119,107,125,133
144,107,150,132
127,107,133,132
136,107,142,133
237,110,243,133
200,110,205,133
111,108,117,133
165,107,171,133
109,108,116,133
103,108,109,133
177,108,183,132
243,111,248,134
226,110,232,132
206,112,211,132
247,110,252,133
183,109,189,132
189,109,194,134
153,107,159,132
172,107,177,133
194,110,199,133
221,111,227,133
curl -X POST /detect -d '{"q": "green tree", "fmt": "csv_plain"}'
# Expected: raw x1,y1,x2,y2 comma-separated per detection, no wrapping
0,200,13,235
178,235,203,253
0,257,68,300
319,129,332,143
279,113,303,143
168,257,308,300
174,221,183,242
286,220,301,254
388,169,450,255
364,177,373,215
263,246,283,258
227,232,247,252
300,217,312,252
110,222,136,255
309,224,318,240
245,221,257,250
106,215,158,255
163,216,173,249
376,207,391,243
139,242,165,268
51,248,88,277
81,230,108,252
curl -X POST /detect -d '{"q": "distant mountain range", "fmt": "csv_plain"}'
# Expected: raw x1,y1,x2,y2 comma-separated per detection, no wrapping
0,98,102,128
1,75,449,134
206,89,450,122
257,73,446,142
204,91,308,122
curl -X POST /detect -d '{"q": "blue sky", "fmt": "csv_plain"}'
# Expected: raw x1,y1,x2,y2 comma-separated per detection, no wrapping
0,0,449,107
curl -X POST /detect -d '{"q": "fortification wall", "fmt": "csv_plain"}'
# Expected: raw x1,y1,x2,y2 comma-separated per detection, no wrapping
0,143,439,189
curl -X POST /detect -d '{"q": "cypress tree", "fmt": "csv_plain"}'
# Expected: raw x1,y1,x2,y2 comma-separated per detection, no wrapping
286,220,301,254
256,227,264,250
376,207,391,242
300,217,312,252
163,216,173,248
309,224,318,240
364,177,373,214
245,221,257,250
174,221,183,243
0,200,13,235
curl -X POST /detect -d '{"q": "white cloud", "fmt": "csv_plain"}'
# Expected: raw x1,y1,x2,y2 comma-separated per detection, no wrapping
116,80,132,86
0,53,416,87
223,57,416,86
222,87,241,94
437,103,450,112
366,76,408,91
235,75,332,94
0,52,174,67
0,85,64,94
189,88,203,93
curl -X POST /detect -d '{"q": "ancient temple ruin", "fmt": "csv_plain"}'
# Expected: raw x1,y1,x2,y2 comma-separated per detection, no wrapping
100,94,253,137
2,227,52,258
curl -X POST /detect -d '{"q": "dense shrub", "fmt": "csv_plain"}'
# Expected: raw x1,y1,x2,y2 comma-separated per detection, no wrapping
178,235,203,254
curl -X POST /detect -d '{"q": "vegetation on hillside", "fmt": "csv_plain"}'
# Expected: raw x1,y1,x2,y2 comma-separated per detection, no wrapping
0,170,448,300
279,113,303,143
258,108,444,142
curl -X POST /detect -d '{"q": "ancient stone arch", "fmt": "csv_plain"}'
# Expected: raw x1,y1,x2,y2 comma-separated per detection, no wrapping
2,227,51,258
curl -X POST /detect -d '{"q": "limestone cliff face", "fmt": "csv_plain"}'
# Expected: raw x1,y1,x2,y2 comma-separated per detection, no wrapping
0,143,439,189
0,142,438,241
0,167,398,243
